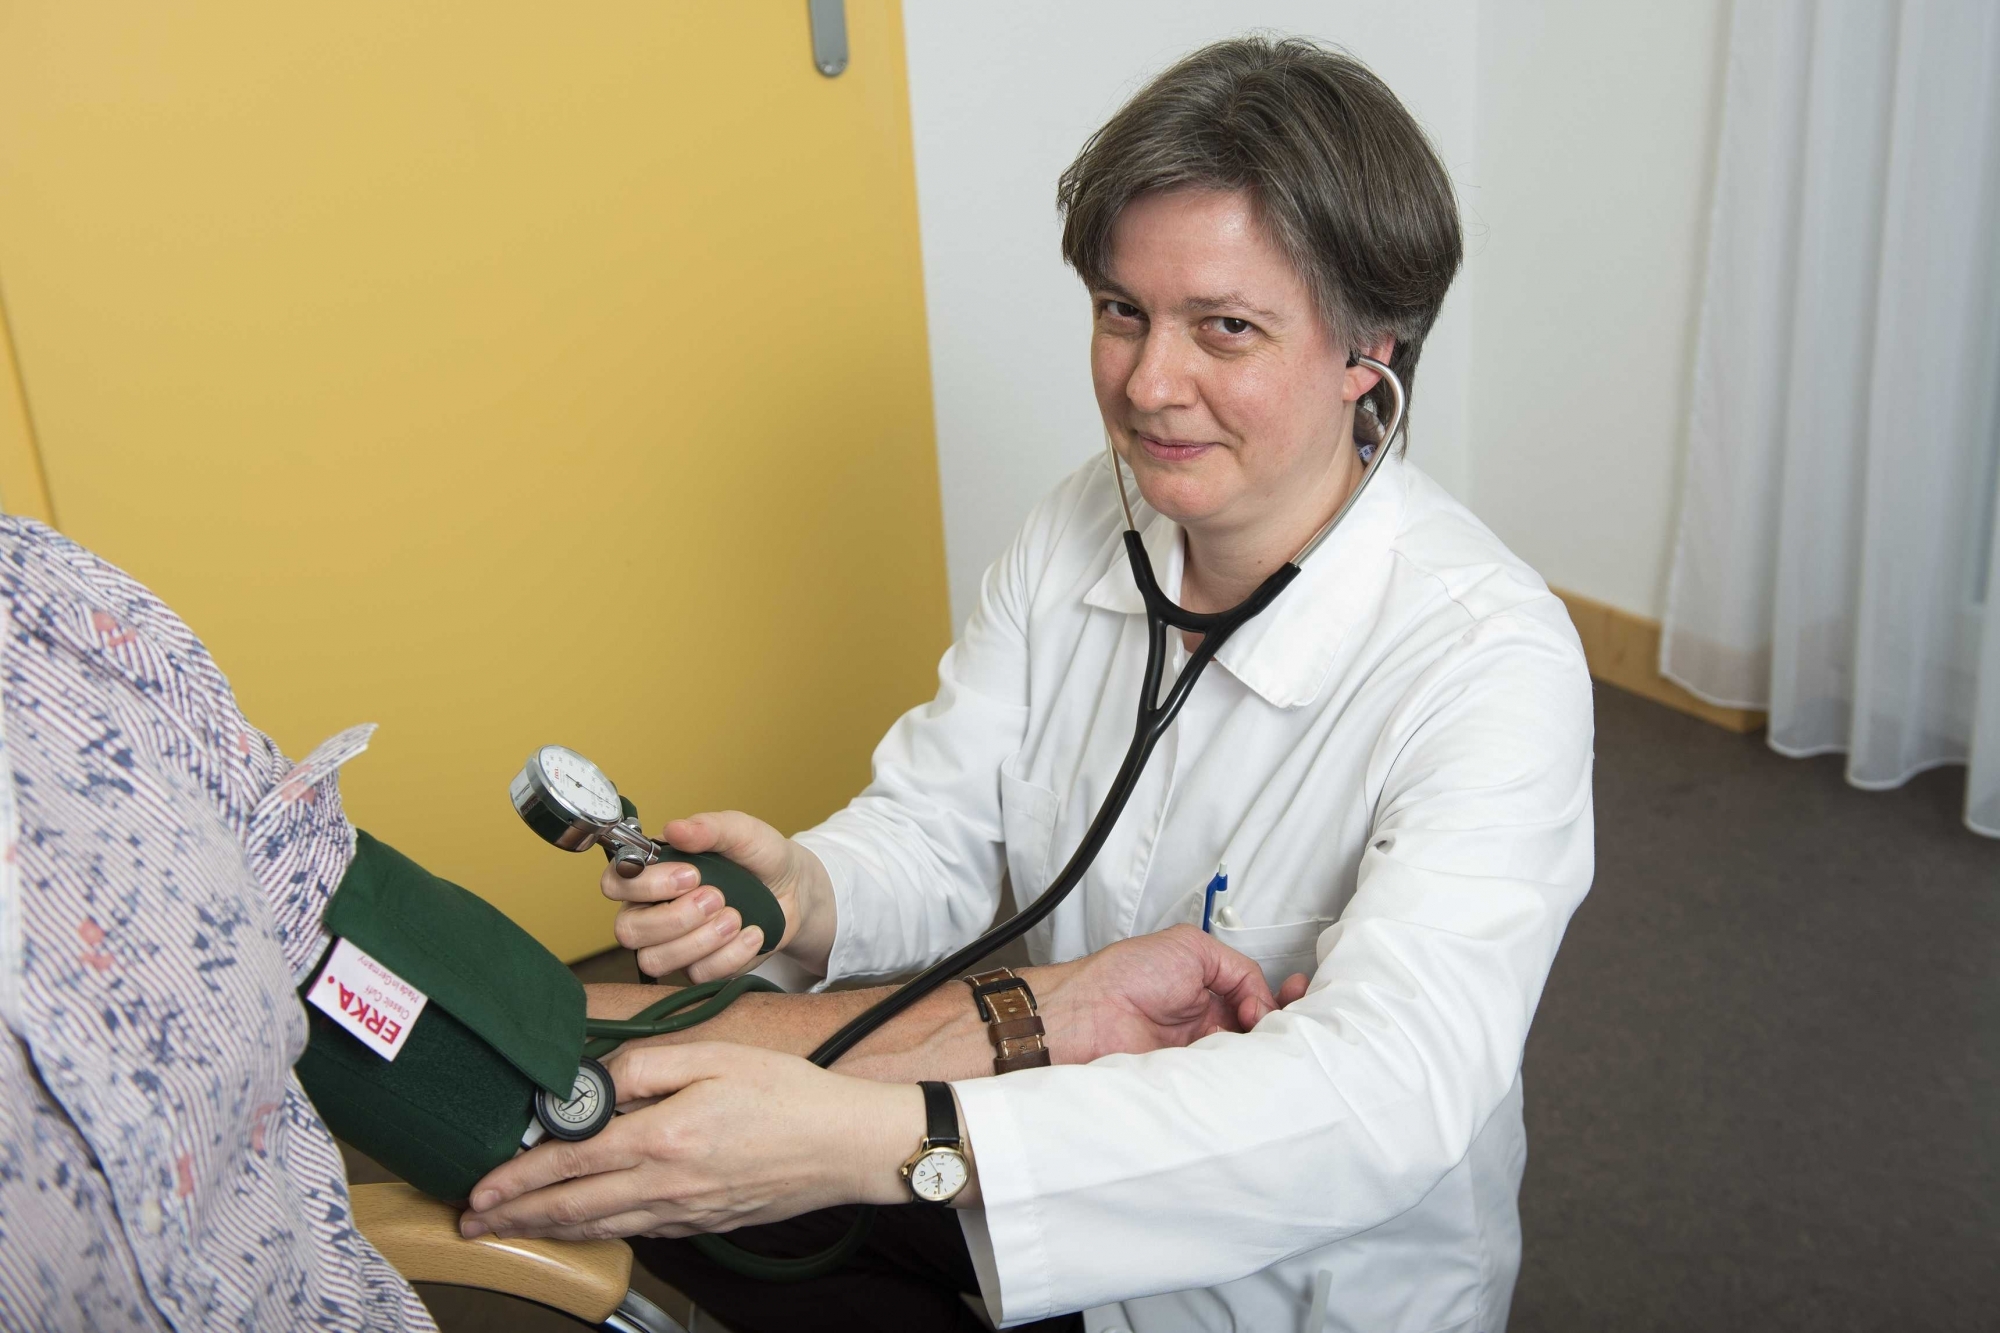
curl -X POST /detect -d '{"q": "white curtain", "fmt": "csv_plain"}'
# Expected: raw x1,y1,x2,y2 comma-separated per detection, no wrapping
1661,0,2000,837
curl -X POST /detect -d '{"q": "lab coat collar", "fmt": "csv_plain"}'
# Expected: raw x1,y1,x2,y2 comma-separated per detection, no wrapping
1082,453,1408,709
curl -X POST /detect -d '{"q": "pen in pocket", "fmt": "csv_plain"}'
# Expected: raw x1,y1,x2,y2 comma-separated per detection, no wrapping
1201,864,1237,932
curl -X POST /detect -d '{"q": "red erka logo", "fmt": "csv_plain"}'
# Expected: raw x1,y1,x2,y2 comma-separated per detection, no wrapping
323,975,404,1045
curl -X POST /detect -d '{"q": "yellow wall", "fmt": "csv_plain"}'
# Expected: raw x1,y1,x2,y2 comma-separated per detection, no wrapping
0,2,949,960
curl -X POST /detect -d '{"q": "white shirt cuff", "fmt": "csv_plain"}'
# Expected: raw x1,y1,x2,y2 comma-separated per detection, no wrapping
956,1208,1007,1329
790,829,861,990
951,1073,1056,1325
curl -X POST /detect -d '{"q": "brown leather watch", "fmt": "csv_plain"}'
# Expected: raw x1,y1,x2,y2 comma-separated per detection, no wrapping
961,967,1052,1074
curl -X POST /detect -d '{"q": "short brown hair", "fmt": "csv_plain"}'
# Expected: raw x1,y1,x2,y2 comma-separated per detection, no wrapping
1057,36,1462,444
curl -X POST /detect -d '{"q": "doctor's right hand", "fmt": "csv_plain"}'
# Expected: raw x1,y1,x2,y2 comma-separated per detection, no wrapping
601,811,836,983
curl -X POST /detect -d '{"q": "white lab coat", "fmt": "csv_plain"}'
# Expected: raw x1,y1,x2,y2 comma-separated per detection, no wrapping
796,451,1594,1332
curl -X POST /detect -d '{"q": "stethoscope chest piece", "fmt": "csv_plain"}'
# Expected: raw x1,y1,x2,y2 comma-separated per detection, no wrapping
533,1056,616,1143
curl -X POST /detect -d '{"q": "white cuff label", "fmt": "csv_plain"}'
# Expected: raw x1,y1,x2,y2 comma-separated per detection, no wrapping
308,937,427,1061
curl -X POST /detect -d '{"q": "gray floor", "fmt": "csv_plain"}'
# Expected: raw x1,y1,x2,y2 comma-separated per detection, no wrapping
362,683,2000,1331
1511,685,1998,1331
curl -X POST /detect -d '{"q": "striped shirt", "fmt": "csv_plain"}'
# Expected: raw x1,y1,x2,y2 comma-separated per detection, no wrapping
0,518,433,1330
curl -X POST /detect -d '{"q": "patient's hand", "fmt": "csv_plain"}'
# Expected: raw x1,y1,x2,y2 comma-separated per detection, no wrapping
1029,924,1282,1064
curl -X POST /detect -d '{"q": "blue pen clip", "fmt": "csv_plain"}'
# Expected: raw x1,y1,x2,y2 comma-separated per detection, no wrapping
1200,863,1229,933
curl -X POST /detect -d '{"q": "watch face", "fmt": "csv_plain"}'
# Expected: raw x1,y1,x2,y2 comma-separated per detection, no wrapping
909,1147,968,1203
536,745,621,824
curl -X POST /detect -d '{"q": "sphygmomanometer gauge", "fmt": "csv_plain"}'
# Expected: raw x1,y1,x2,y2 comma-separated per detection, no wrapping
513,745,626,850
534,1056,616,1142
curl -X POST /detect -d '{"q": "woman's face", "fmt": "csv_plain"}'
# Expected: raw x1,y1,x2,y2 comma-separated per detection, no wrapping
1090,189,1375,544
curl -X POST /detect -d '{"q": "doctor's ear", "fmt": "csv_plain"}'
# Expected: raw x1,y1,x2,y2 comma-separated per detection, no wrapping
1341,338,1396,402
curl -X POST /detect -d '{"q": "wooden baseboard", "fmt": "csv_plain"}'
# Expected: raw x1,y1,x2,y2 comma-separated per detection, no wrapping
1551,588,1766,734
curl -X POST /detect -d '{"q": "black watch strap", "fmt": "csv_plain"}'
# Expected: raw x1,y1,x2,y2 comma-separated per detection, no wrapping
917,1080,959,1149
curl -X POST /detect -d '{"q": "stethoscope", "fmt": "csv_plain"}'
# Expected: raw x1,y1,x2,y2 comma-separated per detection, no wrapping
533,354,1407,1282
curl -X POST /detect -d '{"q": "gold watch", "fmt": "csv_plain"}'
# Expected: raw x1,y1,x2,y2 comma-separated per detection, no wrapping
901,1080,969,1204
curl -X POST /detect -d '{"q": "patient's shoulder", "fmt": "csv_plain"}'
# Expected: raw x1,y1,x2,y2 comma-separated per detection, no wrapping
0,516,231,688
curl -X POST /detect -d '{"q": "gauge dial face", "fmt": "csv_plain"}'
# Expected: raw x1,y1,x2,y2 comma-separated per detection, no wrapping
537,745,621,824
909,1148,968,1203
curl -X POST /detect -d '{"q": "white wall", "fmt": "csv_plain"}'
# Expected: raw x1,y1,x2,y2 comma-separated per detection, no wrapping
902,0,1729,627
1464,0,1729,618
902,1,1477,629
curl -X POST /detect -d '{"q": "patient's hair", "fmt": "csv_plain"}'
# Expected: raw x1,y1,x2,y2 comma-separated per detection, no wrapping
1057,36,1463,442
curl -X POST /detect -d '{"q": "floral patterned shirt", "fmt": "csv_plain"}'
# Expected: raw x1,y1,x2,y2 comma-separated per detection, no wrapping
0,518,433,1331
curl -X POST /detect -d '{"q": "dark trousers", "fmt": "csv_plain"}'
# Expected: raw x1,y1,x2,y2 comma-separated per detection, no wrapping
632,1204,1084,1333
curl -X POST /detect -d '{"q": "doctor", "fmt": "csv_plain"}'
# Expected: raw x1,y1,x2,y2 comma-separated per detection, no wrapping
465,36,1594,1333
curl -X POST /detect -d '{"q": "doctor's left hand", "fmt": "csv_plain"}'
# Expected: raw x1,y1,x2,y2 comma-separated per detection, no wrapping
604,810,838,982
459,1043,920,1242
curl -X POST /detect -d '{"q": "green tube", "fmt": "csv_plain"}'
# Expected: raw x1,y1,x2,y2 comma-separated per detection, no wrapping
580,971,871,1281
581,974,784,1061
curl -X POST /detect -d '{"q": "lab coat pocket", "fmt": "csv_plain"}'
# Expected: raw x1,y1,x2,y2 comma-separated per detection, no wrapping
1208,916,1334,991
998,769,1059,903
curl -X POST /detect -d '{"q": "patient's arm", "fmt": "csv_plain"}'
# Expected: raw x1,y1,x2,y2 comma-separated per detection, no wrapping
585,924,1281,1084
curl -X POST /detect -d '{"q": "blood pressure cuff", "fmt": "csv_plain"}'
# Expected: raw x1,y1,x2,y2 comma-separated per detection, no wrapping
295,831,587,1203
